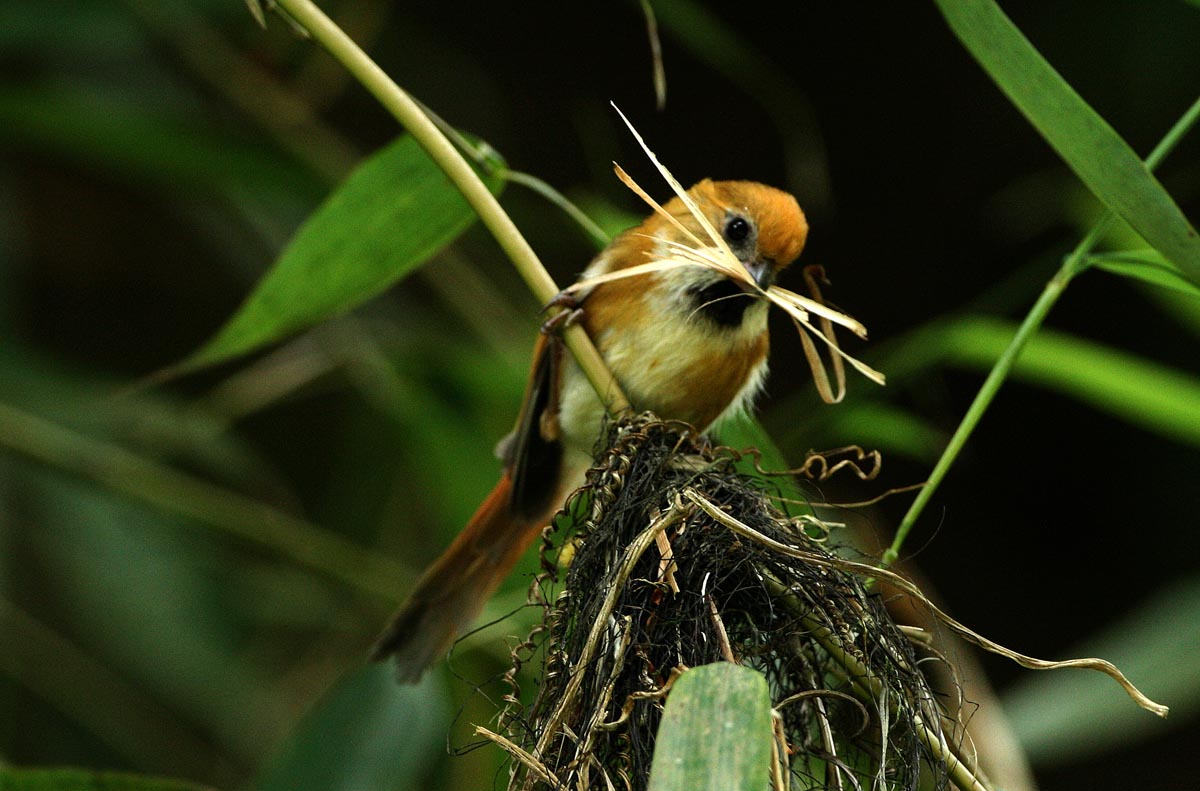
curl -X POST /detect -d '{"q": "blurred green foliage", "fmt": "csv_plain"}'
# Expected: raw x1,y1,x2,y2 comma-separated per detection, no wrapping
1,1,1198,790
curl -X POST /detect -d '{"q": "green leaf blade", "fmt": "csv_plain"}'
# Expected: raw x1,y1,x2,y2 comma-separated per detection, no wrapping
943,317,1200,448
1089,250,1200,298
647,663,773,791
935,0,1200,285
178,134,503,372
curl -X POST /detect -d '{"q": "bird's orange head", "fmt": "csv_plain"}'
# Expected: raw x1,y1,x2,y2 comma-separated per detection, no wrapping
646,179,809,290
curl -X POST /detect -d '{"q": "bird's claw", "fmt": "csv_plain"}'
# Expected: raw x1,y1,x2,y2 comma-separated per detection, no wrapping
540,290,584,336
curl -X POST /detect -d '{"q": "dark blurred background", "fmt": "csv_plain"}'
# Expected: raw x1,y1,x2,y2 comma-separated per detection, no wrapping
2,1,1198,789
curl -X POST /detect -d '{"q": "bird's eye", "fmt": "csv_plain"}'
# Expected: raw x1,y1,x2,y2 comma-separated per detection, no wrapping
724,216,751,244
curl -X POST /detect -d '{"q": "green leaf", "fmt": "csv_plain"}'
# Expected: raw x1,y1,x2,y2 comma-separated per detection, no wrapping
647,663,773,791
941,317,1200,448
714,413,790,471
813,400,946,464
934,0,1200,285
0,768,214,791
175,134,504,373
1089,250,1200,298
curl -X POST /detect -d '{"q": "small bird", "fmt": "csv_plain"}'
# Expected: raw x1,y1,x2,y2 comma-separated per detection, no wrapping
371,179,809,682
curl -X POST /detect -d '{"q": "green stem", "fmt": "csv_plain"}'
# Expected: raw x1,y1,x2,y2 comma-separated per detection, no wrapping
1144,95,1200,171
500,169,612,250
407,95,612,250
882,94,1200,568
270,0,630,412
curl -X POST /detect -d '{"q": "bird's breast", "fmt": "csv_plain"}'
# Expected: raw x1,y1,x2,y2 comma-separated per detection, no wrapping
556,274,770,453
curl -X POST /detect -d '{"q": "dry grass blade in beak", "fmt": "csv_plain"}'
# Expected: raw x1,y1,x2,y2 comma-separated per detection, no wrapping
579,105,886,402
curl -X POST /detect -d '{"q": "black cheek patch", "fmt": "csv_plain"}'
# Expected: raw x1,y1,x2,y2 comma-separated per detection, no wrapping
690,279,755,328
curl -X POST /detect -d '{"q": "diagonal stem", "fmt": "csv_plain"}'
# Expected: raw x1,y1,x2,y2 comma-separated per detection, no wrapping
269,0,630,413
882,94,1200,568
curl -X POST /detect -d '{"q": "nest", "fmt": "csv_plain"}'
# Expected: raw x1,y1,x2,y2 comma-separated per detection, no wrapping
490,414,966,791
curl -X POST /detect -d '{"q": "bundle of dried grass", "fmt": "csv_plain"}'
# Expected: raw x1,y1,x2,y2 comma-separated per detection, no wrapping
490,415,966,791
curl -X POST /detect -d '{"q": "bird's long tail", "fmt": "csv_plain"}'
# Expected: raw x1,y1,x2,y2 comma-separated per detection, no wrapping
369,471,546,683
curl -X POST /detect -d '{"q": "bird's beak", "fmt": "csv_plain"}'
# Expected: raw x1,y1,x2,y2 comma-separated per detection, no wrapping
742,258,775,292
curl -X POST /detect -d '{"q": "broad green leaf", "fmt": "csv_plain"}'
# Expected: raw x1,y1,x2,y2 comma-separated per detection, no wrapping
941,317,1200,447
176,134,504,373
252,664,449,791
647,663,773,791
0,769,213,791
934,0,1200,285
1089,250,1200,298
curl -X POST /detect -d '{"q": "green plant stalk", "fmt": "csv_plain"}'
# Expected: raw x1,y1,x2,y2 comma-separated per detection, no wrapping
409,96,612,249
270,0,630,413
0,401,405,601
882,93,1200,568
500,169,612,249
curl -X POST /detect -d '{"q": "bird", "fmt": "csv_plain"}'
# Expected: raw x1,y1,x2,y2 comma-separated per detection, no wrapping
370,178,809,682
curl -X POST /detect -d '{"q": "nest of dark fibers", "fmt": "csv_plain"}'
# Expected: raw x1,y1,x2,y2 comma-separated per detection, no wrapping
497,415,959,791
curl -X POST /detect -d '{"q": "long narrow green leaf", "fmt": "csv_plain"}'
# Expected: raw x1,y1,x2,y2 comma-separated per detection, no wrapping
934,0,1200,285
1090,250,1200,298
647,663,773,791
175,134,504,373
941,317,1200,447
